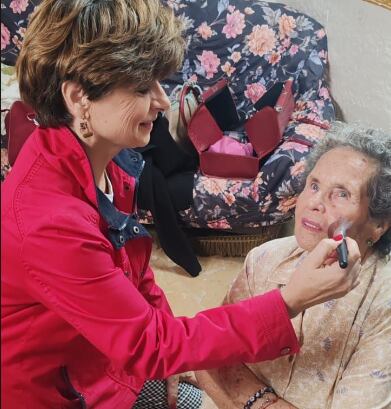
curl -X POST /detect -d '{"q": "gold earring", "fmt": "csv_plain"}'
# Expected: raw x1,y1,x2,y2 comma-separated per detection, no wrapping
80,115,93,138
366,239,374,247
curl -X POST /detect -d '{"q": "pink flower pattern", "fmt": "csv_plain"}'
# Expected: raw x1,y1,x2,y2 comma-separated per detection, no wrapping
230,51,241,63
295,123,326,140
197,50,220,79
206,219,231,229
268,51,281,65
12,35,23,50
2,0,36,65
244,83,266,104
279,14,296,39
222,10,245,39
221,61,236,77
279,141,310,154
290,160,306,177
244,7,254,15
277,195,297,213
247,25,276,57
10,0,29,14
289,44,299,56
1,23,11,50
197,22,213,40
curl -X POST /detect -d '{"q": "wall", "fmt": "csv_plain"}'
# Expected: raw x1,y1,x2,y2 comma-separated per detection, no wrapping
270,0,391,130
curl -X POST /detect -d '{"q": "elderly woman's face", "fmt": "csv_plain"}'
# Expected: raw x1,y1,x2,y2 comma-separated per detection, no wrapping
294,147,378,255
87,81,170,149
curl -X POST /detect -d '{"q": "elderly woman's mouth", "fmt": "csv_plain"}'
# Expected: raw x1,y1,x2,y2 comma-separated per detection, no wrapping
140,121,153,130
301,218,323,232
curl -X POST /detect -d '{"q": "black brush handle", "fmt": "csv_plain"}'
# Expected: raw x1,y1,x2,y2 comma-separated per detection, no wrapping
337,238,348,269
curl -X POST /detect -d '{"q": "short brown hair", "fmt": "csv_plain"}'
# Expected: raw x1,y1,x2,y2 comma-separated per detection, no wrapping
16,0,185,127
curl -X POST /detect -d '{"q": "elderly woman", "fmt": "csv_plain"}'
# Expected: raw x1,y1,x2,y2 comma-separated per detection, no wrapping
196,123,391,409
1,1,362,408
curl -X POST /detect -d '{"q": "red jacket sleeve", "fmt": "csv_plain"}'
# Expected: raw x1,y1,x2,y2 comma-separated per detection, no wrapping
21,213,300,379
138,265,173,315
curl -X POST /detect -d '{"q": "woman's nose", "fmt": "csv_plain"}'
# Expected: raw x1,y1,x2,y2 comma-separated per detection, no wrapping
308,192,326,213
151,82,170,112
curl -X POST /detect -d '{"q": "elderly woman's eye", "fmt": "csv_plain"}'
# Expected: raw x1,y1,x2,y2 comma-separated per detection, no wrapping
337,190,349,199
310,182,319,191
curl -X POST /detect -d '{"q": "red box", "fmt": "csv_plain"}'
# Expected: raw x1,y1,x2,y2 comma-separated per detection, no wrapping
188,79,294,179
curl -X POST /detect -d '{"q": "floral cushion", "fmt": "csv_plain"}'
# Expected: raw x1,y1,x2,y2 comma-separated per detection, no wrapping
1,0,35,66
138,0,335,231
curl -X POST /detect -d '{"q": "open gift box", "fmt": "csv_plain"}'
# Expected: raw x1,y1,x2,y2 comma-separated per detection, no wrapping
187,78,295,179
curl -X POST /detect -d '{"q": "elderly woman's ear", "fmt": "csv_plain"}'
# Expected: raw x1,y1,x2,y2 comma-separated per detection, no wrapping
370,220,391,246
61,81,89,121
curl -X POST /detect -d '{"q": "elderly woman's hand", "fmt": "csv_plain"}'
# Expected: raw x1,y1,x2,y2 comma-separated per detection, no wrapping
281,237,361,318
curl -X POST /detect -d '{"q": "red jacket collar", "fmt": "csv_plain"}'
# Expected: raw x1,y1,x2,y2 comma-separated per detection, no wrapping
34,126,141,212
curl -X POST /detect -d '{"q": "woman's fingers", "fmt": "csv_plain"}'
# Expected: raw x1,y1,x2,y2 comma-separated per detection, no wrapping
179,371,199,388
308,237,361,270
281,236,363,317
303,238,343,268
166,375,179,409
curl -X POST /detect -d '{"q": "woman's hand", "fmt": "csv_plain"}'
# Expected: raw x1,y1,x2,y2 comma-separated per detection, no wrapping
166,375,179,409
166,372,199,409
281,237,361,318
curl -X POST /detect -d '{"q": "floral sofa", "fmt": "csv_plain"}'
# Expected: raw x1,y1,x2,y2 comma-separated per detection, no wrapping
139,0,335,233
1,0,335,236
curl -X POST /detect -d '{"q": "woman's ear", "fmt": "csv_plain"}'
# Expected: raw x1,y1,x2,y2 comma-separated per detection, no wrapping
371,219,391,244
61,81,89,119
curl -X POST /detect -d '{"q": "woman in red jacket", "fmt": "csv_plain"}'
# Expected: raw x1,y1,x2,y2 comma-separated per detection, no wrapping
1,1,361,408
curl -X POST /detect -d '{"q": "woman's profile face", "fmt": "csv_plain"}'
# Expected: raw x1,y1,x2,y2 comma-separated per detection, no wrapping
294,147,379,256
87,81,170,149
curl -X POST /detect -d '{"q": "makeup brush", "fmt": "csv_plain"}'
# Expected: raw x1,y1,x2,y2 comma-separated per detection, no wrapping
336,226,348,269
328,219,351,269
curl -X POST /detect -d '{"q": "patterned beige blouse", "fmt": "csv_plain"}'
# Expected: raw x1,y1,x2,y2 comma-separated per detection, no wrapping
225,236,391,409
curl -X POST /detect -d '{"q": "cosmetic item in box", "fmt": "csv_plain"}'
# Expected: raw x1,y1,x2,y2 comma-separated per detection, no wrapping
187,78,294,179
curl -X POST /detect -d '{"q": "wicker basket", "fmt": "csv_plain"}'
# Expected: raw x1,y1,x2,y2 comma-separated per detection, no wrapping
189,224,283,257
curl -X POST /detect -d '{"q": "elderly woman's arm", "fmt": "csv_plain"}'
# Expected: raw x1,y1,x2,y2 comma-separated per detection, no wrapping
196,365,298,408
195,241,300,408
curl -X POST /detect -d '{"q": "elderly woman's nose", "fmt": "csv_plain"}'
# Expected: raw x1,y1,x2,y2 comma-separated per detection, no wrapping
151,82,170,112
308,192,326,212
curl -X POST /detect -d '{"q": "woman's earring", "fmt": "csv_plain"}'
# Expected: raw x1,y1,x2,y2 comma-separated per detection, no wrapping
80,115,93,138
366,239,374,247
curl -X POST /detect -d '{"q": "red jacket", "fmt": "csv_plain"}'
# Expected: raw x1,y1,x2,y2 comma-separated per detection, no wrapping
1,126,300,409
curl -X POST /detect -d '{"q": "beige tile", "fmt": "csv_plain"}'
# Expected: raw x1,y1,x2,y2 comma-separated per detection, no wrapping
151,242,245,317
151,220,294,316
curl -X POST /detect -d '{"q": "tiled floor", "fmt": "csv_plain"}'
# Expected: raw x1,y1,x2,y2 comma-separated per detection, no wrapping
152,241,245,317
151,221,294,316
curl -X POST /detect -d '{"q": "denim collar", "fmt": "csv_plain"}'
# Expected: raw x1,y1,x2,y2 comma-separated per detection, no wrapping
96,149,150,250
112,148,145,181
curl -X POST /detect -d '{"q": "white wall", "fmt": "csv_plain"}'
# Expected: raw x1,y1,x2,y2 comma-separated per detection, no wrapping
270,0,391,131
